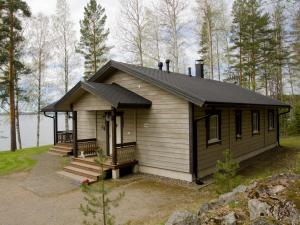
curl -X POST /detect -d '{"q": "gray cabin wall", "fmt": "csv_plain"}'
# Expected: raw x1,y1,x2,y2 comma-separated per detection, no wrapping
103,71,191,179
195,106,277,177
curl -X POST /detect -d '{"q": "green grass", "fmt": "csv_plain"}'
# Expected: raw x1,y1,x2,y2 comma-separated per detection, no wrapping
0,145,50,176
237,136,300,184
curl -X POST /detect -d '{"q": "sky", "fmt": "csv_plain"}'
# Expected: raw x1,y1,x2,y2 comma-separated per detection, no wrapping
24,0,201,72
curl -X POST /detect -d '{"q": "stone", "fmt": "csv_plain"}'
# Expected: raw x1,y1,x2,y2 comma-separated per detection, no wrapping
222,212,236,225
232,185,247,194
219,191,236,204
197,203,211,216
250,217,280,225
247,181,257,191
269,185,285,195
165,211,199,225
248,199,271,221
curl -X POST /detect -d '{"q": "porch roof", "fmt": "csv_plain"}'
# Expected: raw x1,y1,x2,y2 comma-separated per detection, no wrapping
41,82,152,112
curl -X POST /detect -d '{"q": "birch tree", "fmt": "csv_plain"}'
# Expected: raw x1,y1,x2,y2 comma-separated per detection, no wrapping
26,14,51,147
52,0,77,131
118,0,147,66
158,0,187,73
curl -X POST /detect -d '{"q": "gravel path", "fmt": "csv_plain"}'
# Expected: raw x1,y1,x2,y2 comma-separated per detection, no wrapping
21,154,79,197
0,153,213,225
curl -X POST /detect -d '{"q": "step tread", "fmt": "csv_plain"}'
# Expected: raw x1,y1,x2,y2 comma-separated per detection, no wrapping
64,166,100,177
57,171,96,183
50,147,72,152
52,146,73,151
70,161,102,170
49,149,67,154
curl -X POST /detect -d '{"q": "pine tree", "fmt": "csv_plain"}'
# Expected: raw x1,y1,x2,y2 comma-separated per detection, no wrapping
80,149,124,225
230,0,271,91
1,0,30,151
77,0,110,80
292,6,300,71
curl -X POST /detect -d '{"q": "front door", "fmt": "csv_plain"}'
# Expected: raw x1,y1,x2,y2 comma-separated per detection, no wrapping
109,115,122,155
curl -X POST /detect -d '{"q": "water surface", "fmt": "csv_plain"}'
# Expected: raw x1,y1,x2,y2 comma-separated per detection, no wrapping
0,113,71,151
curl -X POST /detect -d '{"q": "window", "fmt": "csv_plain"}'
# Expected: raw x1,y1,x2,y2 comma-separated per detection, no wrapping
235,110,242,139
252,111,260,135
268,110,275,130
206,112,221,145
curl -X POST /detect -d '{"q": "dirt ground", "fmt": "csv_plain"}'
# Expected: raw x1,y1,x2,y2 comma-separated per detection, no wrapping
0,153,215,225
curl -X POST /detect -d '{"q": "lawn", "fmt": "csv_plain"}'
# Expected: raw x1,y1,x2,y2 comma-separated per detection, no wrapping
0,145,50,176
238,136,300,184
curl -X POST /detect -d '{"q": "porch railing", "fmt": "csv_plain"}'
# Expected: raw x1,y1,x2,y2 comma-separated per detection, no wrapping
57,131,73,143
78,138,97,156
116,142,136,164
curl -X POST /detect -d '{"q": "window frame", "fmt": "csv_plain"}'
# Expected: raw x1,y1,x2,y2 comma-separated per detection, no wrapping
206,110,222,146
235,110,242,140
251,110,260,135
268,109,275,131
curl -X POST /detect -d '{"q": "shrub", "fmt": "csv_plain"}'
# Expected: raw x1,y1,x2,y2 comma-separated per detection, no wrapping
214,149,241,194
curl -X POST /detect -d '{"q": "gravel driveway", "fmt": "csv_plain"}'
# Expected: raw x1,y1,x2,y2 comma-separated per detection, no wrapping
0,153,214,225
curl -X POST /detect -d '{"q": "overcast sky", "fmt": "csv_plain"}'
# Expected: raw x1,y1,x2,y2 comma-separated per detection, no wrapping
24,0,203,69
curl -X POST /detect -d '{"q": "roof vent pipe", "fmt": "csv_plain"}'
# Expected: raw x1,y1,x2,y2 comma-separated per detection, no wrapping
158,62,163,71
165,59,170,73
188,67,192,76
195,59,204,78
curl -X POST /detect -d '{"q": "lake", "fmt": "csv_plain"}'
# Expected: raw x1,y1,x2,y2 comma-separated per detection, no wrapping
0,113,71,151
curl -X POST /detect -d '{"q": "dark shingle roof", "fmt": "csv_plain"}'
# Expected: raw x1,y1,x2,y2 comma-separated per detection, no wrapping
90,60,289,108
41,81,151,111
82,82,152,108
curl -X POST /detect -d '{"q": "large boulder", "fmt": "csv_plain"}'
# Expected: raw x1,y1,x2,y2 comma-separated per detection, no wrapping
248,199,271,221
222,212,237,225
250,217,281,225
165,211,199,225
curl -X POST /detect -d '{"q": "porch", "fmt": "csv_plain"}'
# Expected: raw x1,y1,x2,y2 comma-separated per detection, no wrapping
42,82,152,181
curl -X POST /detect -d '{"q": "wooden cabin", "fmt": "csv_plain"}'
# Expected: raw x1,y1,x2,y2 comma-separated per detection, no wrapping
42,60,290,183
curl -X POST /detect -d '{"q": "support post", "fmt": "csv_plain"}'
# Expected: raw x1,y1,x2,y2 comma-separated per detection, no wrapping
54,112,58,145
111,107,117,165
72,111,78,157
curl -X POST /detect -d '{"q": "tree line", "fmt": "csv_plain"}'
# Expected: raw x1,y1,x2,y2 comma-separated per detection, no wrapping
0,0,299,151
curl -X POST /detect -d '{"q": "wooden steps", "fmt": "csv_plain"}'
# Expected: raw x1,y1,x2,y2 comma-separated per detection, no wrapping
57,171,96,183
60,157,112,183
49,144,73,156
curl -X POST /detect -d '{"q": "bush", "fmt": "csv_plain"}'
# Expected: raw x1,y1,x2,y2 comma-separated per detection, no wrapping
214,149,241,194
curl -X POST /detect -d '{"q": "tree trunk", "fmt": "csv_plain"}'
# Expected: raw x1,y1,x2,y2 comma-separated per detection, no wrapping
216,34,221,81
15,86,22,149
64,32,69,131
8,0,16,151
37,50,42,147
207,18,214,79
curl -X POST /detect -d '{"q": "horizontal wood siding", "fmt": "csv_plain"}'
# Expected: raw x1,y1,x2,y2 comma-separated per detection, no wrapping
96,111,106,150
73,92,111,111
122,109,137,143
77,111,96,140
104,71,190,173
196,107,277,177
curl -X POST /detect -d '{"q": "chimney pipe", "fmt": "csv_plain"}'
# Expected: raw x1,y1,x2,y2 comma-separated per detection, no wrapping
188,67,192,76
158,62,163,71
165,59,170,73
195,59,204,78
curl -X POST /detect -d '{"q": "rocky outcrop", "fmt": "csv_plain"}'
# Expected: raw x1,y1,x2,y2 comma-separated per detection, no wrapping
166,173,300,225
165,211,199,225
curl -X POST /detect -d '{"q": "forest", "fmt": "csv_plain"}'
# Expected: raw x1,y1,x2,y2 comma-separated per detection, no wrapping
0,0,299,151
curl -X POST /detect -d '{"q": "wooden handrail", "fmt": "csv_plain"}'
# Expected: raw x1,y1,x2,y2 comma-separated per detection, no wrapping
116,142,136,148
77,138,97,143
